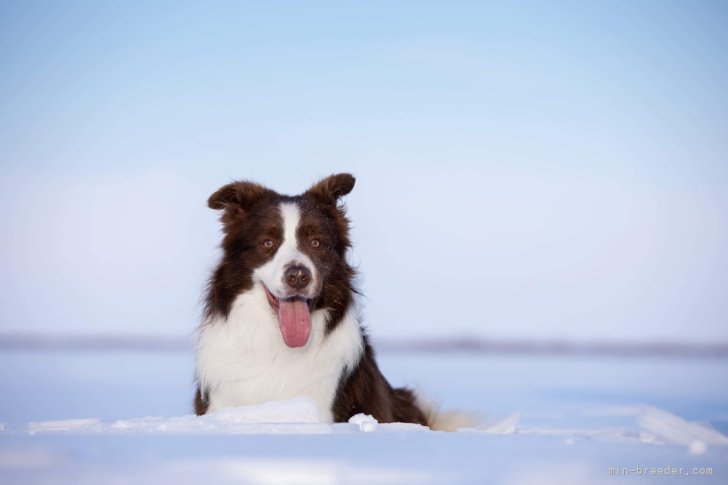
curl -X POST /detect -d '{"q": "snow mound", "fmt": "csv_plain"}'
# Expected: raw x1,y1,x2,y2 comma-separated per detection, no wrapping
28,418,102,433
635,405,728,449
206,397,319,424
513,405,728,454
21,398,728,454
29,398,325,435
348,413,378,432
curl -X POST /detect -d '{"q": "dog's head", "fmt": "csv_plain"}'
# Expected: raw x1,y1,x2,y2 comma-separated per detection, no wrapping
206,173,356,347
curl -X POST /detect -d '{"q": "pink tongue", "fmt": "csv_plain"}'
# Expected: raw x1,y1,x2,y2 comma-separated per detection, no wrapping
277,299,312,348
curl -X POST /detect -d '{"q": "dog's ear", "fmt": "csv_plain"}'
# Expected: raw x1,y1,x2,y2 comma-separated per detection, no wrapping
306,173,356,205
208,181,272,214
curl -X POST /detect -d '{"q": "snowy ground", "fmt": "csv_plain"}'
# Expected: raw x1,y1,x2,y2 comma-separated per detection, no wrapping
1,349,726,484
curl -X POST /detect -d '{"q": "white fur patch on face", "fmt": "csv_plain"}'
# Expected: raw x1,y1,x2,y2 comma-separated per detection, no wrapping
253,202,318,298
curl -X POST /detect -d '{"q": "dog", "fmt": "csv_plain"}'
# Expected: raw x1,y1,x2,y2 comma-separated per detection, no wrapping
194,173,461,429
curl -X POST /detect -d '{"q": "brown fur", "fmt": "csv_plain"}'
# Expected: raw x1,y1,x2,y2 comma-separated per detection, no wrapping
194,387,209,415
332,334,428,425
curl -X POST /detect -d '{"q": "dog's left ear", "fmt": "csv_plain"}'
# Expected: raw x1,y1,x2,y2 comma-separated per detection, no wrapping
306,173,356,205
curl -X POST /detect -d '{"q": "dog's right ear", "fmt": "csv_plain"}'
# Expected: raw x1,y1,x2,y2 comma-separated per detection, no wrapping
208,181,271,215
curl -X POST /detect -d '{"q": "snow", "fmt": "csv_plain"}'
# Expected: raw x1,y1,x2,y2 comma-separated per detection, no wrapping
22,398,726,450
27,398,323,435
27,418,101,433
1,350,727,484
348,414,379,432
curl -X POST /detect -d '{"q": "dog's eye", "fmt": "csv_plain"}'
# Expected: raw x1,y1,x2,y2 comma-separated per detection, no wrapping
263,239,274,248
310,239,321,248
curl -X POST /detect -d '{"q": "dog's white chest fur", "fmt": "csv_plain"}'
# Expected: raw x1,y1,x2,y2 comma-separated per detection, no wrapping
195,284,363,422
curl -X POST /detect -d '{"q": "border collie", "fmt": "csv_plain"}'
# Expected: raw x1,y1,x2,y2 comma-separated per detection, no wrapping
195,173,456,429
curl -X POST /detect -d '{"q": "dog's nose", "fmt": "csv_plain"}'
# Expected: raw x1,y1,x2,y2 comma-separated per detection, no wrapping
284,265,312,291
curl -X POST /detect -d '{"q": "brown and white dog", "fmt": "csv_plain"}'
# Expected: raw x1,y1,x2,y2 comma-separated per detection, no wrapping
195,174,456,428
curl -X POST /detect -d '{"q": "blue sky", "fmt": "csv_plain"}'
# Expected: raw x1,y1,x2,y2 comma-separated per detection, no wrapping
1,1,727,341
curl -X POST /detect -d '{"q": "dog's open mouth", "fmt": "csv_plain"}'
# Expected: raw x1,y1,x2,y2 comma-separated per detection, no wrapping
264,286,313,348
